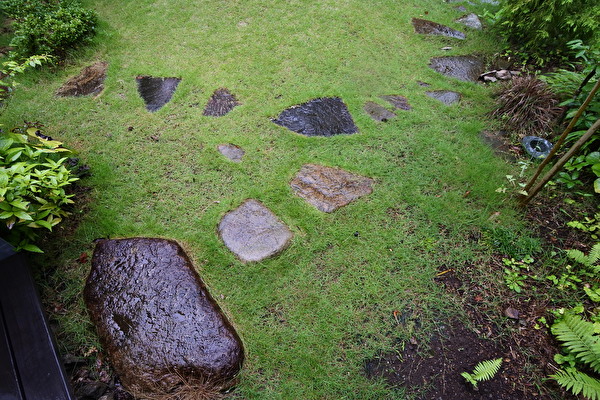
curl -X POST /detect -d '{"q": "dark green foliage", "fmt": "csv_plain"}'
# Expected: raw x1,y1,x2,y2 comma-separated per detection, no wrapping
461,358,503,389
482,226,541,258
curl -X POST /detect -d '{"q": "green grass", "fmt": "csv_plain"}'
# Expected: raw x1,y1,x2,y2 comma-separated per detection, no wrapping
1,0,539,398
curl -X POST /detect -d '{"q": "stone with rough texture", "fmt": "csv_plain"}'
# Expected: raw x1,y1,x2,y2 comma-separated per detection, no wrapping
380,95,412,110
218,144,244,162
56,61,107,97
455,13,482,30
218,200,293,262
136,76,181,112
425,90,461,105
203,88,240,116
364,101,396,122
84,238,244,393
428,56,484,82
290,164,374,213
412,18,466,39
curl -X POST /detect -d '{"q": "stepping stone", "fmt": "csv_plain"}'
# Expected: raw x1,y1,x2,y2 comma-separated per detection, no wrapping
136,76,181,112
455,13,482,30
480,130,516,161
411,18,466,39
56,61,107,97
417,81,431,87
218,199,293,262
84,238,244,394
364,101,396,122
218,143,244,162
203,88,240,116
290,164,374,213
428,56,485,82
380,95,412,111
425,90,461,105
272,97,358,137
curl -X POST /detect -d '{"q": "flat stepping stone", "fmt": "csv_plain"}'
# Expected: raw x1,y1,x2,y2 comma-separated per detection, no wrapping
84,238,244,394
290,164,374,213
412,18,466,39
480,130,515,160
429,56,484,82
455,13,482,30
136,76,181,112
364,101,396,122
56,61,107,97
272,97,358,137
425,90,461,105
380,95,412,111
218,143,244,162
203,88,240,116
218,199,293,262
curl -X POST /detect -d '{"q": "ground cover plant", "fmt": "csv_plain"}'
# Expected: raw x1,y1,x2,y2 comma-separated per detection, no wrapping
2,0,594,398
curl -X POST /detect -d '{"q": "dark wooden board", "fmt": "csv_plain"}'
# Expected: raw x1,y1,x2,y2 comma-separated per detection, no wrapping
0,306,24,400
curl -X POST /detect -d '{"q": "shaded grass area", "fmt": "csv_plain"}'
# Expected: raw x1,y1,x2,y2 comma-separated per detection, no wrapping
0,0,540,398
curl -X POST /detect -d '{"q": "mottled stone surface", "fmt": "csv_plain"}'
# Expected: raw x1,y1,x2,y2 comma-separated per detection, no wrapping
480,130,515,160
84,238,244,393
136,76,181,112
203,88,240,116
290,164,374,213
56,61,107,97
380,95,412,110
218,144,244,162
218,199,293,262
272,97,358,137
425,90,461,105
429,56,485,82
412,18,466,39
364,101,396,122
456,13,482,30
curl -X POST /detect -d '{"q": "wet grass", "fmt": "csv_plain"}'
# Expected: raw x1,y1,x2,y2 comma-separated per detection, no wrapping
0,0,540,398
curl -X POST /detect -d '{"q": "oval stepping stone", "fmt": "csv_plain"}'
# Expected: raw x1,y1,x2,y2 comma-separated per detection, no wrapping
218,144,244,162
428,56,484,82
136,76,181,112
364,101,396,122
218,199,293,262
272,97,358,137
425,90,461,105
290,164,374,213
455,13,482,30
203,88,240,116
380,95,412,111
411,18,466,39
84,238,244,394
56,61,107,97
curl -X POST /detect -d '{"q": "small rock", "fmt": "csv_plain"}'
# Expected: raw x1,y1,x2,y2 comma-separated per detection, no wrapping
429,55,485,82
496,69,513,80
75,382,109,399
504,307,520,320
364,101,396,122
425,90,461,105
412,18,466,39
455,13,482,30
218,143,245,162
441,46,453,51
483,75,497,82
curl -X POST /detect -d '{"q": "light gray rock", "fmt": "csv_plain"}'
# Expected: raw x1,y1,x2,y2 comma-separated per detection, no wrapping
429,55,485,82
364,101,396,122
218,144,244,162
455,13,482,30
425,90,461,105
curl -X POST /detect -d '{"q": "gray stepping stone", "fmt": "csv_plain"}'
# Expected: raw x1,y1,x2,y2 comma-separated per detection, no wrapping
412,18,466,39
203,88,240,116
417,81,431,87
218,199,293,262
456,13,482,30
364,101,396,122
218,144,245,162
428,56,485,82
480,130,515,161
56,61,107,97
272,97,358,137
380,95,412,111
425,90,461,105
136,76,181,112
84,238,244,394
291,164,374,213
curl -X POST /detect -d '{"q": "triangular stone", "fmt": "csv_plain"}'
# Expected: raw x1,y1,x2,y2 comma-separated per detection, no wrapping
203,88,240,116
412,18,466,39
136,76,181,112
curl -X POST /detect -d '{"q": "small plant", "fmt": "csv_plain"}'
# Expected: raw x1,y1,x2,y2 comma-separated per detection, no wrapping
0,55,51,98
502,256,534,293
568,211,600,240
461,358,503,389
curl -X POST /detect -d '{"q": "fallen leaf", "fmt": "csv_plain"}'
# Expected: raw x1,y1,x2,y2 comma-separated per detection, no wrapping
504,307,520,320
78,252,88,263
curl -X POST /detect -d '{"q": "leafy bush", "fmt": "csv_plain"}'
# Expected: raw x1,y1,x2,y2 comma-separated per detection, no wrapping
0,54,51,98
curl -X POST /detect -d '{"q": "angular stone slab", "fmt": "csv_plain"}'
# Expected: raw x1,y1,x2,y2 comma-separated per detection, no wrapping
425,90,461,105
380,95,412,111
218,143,244,162
412,18,466,39
203,88,240,116
272,97,358,137
364,101,396,122
56,61,107,97
84,238,244,393
428,56,484,82
290,164,374,213
136,76,181,112
456,13,482,30
218,199,293,262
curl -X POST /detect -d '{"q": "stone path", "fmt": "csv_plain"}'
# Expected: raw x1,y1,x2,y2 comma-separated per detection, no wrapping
135,76,181,112
426,90,461,105
203,88,240,116
429,55,485,82
364,101,396,122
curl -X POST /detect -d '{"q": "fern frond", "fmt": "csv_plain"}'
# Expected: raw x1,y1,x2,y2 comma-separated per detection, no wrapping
568,249,591,266
589,243,600,264
470,358,503,382
552,314,600,373
551,369,600,400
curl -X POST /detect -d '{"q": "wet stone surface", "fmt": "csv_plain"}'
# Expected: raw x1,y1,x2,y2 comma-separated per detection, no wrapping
425,90,461,105
364,101,396,122
272,97,358,137
290,164,374,213
136,76,181,112
218,144,245,162
429,56,485,82
203,88,240,116
218,199,293,262
456,13,482,30
84,238,244,393
380,95,412,111
56,61,107,97
412,18,466,39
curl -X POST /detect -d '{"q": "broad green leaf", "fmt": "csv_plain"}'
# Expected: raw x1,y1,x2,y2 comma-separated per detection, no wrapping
13,210,33,221
21,243,43,253
594,178,600,194
9,199,29,210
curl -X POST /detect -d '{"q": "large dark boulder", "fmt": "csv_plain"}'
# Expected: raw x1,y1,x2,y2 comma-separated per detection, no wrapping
84,238,244,394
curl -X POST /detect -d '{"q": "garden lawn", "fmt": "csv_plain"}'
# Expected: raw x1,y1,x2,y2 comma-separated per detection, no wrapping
1,0,531,398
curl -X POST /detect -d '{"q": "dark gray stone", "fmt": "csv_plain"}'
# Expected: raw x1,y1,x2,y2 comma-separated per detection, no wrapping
218,144,244,162
203,88,240,116
411,18,466,39
218,199,293,262
56,62,108,97
84,238,244,394
364,101,396,122
380,95,412,110
425,90,461,105
75,382,108,399
136,76,181,112
455,13,482,30
479,130,516,161
428,56,485,82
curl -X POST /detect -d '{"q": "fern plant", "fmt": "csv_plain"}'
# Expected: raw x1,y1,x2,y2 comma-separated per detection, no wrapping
567,243,600,301
461,358,502,389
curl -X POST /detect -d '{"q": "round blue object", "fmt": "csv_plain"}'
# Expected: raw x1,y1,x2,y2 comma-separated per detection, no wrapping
522,136,553,158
